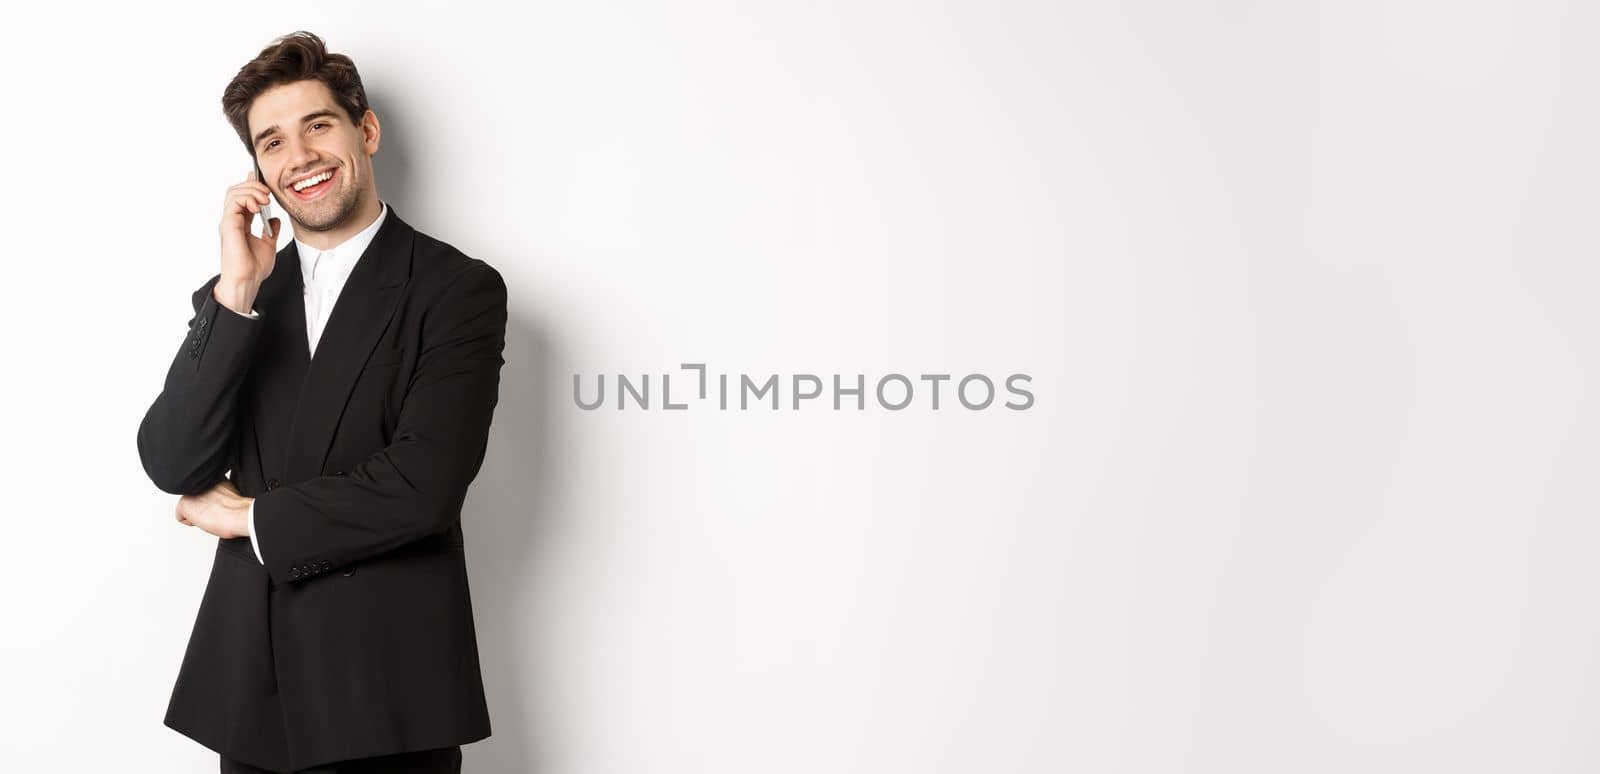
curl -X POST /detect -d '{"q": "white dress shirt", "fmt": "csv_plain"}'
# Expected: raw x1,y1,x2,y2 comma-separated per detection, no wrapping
222,201,389,564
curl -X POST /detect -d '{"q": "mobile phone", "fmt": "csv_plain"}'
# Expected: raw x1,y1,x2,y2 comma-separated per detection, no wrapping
253,158,274,240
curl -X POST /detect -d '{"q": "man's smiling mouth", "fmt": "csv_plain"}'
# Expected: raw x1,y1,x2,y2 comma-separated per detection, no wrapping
286,167,338,201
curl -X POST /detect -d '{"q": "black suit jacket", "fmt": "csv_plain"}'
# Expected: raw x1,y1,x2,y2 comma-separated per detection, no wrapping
137,206,504,771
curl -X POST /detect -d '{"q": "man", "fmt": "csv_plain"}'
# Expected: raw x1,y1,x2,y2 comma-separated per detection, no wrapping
137,31,504,772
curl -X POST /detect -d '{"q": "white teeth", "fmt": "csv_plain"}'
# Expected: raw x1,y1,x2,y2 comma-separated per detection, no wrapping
292,170,332,192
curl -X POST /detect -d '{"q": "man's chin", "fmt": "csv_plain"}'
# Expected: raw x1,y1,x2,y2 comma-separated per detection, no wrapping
284,201,357,232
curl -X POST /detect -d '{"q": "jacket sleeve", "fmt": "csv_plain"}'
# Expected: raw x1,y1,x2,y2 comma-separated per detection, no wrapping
250,262,508,585
136,275,264,495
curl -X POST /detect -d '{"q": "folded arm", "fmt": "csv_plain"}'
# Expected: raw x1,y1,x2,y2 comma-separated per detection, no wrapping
251,263,508,585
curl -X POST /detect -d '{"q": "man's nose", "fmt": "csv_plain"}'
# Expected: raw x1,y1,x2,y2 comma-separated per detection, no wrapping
285,139,319,177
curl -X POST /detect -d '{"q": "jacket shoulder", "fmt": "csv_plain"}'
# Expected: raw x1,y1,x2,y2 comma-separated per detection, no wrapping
408,229,503,290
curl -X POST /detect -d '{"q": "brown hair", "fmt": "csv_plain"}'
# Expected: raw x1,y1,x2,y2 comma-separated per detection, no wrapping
221,31,370,159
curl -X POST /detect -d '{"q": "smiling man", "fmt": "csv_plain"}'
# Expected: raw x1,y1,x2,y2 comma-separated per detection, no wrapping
136,31,504,773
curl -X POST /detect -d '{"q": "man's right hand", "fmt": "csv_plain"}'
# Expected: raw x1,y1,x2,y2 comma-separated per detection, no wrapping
215,170,281,315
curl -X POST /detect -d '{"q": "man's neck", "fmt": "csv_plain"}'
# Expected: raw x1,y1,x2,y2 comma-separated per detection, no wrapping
292,195,384,251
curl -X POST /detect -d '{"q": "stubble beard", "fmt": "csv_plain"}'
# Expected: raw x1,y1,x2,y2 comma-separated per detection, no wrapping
284,174,366,233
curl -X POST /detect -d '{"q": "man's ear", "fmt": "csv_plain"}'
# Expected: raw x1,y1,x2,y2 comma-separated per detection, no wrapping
362,109,381,155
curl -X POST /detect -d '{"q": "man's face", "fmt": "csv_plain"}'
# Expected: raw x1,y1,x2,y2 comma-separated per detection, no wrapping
247,79,379,233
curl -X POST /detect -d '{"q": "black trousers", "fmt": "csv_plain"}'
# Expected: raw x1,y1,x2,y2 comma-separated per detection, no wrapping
219,745,462,773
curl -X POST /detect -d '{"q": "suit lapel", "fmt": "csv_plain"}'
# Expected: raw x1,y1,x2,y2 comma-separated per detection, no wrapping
267,205,415,483
250,244,308,480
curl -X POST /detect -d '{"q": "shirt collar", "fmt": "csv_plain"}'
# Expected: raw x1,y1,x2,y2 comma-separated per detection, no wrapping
296,201,389,285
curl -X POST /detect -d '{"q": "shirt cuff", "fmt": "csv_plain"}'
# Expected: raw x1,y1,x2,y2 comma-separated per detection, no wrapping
222,304,260,320
247,499,264,564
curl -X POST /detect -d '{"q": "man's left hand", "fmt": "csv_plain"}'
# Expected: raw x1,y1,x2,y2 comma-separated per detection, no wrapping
176,480,252,539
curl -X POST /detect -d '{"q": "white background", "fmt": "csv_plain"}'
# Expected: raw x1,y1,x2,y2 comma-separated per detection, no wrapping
2,1,1597,771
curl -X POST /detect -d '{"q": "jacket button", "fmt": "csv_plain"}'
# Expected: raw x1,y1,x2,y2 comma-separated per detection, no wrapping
267,479,280,490
342,566,357,577
290,567,301,579
321,560,332,571
197,317,208,329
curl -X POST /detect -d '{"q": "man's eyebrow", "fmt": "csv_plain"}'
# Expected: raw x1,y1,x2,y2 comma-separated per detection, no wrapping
252,110,342,148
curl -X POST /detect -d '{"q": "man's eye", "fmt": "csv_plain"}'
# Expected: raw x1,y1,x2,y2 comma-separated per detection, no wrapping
264,140,280,151
311,122,328,131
